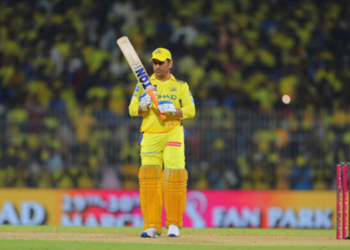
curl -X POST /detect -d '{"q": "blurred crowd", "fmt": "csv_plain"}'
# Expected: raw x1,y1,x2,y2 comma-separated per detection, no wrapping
185,109,350,190
0,0,349,189
1,106,349,190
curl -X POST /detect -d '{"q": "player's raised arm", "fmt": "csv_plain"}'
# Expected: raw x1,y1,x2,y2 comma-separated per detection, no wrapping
118,36,166,120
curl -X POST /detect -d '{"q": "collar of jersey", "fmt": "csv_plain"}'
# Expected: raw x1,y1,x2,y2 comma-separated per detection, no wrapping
150,74,176,82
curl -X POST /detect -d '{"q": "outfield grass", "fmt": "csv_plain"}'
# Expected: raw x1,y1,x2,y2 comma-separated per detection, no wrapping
0,226,346,250
0,225,335,235
0,240,348,250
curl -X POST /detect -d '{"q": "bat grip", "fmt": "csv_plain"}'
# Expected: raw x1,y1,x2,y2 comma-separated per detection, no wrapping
147,89,166,120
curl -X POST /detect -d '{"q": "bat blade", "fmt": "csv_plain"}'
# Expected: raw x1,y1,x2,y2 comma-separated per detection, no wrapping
117,36,166,120
117,36,152,92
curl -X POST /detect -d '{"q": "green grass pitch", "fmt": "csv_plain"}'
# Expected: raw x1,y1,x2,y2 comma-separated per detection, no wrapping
0,226,347,250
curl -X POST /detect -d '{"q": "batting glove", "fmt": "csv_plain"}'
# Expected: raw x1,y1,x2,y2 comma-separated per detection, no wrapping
140,93,153,112
158,101,177,115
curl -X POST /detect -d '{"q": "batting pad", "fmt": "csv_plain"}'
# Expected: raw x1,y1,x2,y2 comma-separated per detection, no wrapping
139,165,163,234
162,168,188,228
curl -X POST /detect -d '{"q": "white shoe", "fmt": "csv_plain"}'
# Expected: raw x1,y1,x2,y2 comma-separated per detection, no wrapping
167,225,180,237
141,228,160,238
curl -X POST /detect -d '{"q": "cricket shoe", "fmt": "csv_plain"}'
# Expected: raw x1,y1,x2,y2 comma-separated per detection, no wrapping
167,225,180,237
141,228,160,238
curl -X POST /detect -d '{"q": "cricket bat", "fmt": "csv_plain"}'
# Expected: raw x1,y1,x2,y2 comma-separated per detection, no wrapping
117,36,166,120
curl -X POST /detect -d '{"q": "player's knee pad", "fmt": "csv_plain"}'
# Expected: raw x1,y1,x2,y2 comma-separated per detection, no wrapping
162,168,188,228
139,165,163,234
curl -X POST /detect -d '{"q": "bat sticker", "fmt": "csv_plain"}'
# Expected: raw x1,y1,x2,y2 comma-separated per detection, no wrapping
133,62,152,90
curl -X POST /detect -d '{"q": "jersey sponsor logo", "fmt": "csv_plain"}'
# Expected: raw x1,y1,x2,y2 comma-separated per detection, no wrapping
132,93,137,99
167,119,181,129
167,142,182,147
135,86,140,92
133,62,151,90
158,95,177,100
169,86,177,92
153,85,157,92
190,97,195,104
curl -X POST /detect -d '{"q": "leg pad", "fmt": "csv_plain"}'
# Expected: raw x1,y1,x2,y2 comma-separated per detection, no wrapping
139,165,163,234
162,168,188,228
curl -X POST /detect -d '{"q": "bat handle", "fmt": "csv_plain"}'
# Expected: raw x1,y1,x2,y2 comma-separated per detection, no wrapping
147,89,166,120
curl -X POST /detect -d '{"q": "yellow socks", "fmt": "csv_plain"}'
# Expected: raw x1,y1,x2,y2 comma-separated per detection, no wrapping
162,168,188,228
139,165,163,234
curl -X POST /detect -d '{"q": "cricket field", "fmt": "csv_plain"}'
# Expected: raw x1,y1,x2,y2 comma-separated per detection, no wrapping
0,226,348,249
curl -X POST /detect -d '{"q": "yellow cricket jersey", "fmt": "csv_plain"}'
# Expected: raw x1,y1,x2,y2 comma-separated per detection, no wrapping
129,74,195,133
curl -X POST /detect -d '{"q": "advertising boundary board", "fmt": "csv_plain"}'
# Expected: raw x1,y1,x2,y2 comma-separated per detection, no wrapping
0,190,334,229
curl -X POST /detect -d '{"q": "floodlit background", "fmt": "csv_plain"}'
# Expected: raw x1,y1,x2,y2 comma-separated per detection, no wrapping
0,0,349,192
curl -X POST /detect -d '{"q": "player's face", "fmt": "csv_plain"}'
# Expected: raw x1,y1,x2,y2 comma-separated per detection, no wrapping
153,59,173,79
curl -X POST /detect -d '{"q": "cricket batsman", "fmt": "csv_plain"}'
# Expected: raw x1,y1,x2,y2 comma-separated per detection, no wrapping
129,48,195,237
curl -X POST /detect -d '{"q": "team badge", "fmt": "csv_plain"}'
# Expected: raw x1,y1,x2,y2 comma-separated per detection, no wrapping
169,86,177,92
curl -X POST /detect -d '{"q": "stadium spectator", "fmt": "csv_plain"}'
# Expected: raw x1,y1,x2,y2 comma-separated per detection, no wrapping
0,0,349,189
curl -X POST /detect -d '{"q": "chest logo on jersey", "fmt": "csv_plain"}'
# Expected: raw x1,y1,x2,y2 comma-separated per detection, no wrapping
158,95,177,100
169,86,178,92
